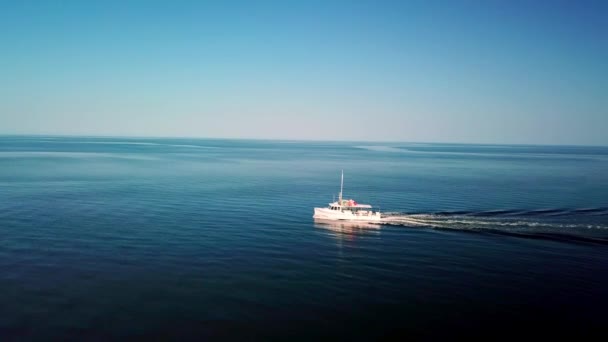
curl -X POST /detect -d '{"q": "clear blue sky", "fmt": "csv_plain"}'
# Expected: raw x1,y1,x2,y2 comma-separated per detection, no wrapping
1,0,606,144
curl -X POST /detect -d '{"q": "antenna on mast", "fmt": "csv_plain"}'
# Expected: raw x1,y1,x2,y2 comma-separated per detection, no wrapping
339,169,344,205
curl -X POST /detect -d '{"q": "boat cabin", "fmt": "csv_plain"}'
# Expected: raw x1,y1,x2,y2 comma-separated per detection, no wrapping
329,200,373,212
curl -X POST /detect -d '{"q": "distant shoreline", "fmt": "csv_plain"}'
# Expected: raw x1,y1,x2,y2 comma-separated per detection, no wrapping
1,134,606,148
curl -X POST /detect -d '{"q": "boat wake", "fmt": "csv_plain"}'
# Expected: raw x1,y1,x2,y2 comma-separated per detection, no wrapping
380,207,608,244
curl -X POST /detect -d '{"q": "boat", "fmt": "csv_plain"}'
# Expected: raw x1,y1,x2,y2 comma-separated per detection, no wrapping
313,170,382,222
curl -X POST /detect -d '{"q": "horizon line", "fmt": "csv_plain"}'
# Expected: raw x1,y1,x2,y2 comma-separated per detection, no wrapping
1,133,607,148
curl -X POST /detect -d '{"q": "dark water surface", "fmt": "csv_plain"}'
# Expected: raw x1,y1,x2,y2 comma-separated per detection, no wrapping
1,136,607,339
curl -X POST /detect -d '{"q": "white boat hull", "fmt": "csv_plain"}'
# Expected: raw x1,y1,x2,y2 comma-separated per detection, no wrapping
313,207,382,222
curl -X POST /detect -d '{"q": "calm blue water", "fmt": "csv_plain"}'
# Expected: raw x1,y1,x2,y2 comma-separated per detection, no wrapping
1,136,607,339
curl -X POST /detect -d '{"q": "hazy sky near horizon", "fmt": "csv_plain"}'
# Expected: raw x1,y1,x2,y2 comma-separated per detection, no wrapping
1,1,606,144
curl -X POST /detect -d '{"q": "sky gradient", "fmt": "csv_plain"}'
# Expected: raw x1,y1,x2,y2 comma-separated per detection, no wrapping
1,0,607,144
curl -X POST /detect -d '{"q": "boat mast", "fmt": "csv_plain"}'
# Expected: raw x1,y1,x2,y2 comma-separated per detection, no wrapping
339,169,343,205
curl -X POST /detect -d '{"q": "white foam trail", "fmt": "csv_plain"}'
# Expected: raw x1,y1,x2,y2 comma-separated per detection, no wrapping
381,214,608,231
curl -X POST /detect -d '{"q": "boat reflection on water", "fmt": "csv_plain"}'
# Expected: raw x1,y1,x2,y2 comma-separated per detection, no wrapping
313,218,382,240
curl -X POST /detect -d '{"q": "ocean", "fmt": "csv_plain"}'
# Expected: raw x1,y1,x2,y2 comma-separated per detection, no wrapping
1,136,607,339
